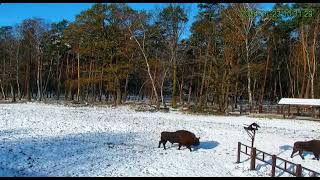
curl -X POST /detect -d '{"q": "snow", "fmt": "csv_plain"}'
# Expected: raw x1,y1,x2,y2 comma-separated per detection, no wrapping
278,98,320,106
0,102,320,177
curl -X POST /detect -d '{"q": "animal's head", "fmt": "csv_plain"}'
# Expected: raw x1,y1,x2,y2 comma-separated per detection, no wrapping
291,142,301,158
193,137,200,146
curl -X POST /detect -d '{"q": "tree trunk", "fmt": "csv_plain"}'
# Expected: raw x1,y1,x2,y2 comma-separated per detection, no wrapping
123,74,129,103
128,27,160,109
199,42,210,110
246,38,253,110
253,77,257,105
26,52,31,101
273,76,277,102
160,68,168,108
310,15,319,99
11,83,15,102
43,58,53,100
305,77,310,98
77,50,80,102
277,68,283,98
15,44,21,100
92,62,97,102
235,74,239,109
300,24,307,98
86,56,93,101
0,79,5,100
99,67,104,102
259,46,270,105
179,77,184,106
37,50,41,101
172,61,177,108
287,62,294,98
57,56,63,100
115,77,121,106
187,67,194,106
65,52,70,100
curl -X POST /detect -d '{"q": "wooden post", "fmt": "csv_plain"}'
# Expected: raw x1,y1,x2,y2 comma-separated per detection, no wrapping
237,142,241,163
271,155,276,177
312,106,315,118
277,105,280,114
296,164,302,177
284,161,287,171
288,105,291,118
251,130,255,147
250,147,256,170
282,105,285,118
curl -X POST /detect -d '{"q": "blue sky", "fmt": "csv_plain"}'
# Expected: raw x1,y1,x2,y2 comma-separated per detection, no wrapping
0,3,275,38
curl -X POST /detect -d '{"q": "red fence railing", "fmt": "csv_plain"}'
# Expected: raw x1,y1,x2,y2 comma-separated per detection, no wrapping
236,142,320,177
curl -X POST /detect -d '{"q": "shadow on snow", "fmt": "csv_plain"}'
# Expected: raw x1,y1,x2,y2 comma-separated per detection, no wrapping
193,141,220,151
0,130,142,176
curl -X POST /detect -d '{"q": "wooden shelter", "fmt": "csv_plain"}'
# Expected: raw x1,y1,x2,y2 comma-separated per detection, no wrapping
278,98,320,118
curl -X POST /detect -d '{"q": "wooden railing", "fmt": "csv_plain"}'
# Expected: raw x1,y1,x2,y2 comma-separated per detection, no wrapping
236,142,320,177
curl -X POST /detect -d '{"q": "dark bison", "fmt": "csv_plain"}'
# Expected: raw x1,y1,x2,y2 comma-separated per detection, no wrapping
290,140,320,160
158,130,200,151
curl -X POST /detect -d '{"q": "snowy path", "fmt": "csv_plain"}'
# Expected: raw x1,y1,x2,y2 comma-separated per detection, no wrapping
0,102,320,176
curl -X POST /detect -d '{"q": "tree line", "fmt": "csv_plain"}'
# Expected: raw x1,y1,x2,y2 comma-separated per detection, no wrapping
0,3,319,113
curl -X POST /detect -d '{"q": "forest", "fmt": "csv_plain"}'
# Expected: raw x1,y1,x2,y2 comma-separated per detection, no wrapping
0,3,319,113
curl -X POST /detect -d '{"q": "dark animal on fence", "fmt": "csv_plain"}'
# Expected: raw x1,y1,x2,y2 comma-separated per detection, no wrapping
244,122,260,131
290,140,320,160
158,130,200,151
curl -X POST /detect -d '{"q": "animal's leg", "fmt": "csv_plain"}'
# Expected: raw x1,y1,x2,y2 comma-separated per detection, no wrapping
178,144,181,150
163,141,167,150
299,150,304,160
291,149,298,158
314,153,319,160
158,141,162,148
187,146,192,152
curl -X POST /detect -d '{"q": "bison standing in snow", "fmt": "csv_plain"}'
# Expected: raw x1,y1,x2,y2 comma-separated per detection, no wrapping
158,130,200,151
290,140,320,160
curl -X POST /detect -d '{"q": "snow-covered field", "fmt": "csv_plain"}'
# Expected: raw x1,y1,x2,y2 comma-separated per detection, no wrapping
0,102,320,177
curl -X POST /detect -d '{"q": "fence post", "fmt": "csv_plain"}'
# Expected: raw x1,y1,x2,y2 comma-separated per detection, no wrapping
250,147,256,170
237,142,241,163
312,107,316,118
271,155,276,177
296,164,302,177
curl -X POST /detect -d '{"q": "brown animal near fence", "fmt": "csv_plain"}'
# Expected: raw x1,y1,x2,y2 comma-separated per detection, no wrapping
158,130,200,151
291,140,320,160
